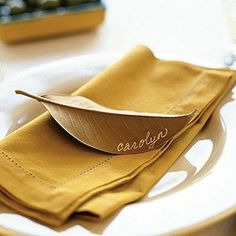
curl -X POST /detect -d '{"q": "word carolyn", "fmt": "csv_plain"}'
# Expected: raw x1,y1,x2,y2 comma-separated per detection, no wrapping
116,128,168,152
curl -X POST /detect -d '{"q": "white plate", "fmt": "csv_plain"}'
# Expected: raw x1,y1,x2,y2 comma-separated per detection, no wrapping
0,54,235,236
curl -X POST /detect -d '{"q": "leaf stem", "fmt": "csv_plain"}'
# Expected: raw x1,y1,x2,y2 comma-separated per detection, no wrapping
15,90,50,103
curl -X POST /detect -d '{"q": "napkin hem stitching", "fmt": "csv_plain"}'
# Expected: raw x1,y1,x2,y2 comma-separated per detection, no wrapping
0,148,113,189
55,156,113,188
0,148,56,189
167,73,204,114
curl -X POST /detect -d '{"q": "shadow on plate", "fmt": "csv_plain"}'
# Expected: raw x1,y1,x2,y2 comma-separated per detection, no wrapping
143,90,234,201
144,100,227,201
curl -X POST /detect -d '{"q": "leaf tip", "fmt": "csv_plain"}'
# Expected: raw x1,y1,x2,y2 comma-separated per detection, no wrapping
15,89,22,95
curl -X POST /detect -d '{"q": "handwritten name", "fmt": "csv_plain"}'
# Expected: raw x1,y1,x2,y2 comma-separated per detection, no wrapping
117,128,168,152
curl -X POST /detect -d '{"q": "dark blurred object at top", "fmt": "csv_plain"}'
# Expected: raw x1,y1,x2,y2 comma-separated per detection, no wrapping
0,0,105,43
0,0,100,15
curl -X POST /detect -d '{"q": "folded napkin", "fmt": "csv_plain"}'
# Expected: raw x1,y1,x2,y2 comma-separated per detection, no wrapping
0,46,235,226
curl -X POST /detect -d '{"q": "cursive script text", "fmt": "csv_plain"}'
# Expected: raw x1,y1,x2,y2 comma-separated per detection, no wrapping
117,128,168,152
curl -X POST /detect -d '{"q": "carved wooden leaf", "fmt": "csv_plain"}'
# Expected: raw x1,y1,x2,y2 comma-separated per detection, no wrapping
15,90,195,154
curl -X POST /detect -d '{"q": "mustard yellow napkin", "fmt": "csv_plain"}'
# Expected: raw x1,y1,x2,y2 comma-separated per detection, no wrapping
0,46,235,226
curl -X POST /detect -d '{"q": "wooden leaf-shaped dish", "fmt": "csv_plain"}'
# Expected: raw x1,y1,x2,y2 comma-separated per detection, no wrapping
16,90,195,154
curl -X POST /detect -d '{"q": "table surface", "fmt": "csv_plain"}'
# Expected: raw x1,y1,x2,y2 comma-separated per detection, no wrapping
0,0,235,235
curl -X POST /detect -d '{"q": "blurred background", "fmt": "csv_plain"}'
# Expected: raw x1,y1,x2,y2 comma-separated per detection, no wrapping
0,0,234,79
0,0,235,235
